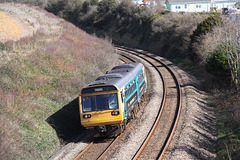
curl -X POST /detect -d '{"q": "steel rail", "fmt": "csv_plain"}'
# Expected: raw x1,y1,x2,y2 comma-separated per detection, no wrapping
74,142,93,160
116,46,182,160
119,54,136,63
117,47,167,160
96,122,131,160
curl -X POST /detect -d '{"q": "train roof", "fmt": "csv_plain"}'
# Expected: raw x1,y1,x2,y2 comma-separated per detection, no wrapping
82,63,144,92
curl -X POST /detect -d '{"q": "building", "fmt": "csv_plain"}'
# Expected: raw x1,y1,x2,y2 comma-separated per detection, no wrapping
166,0,211,12
211,0,236,11
133,0,155,6
165,0,238,12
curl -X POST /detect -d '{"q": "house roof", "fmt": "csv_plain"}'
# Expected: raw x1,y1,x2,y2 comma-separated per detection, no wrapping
212,0,236,2
231,11,240,14
167,0,211,4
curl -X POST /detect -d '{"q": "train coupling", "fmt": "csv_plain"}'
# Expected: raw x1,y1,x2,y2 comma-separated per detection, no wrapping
99,125,107,132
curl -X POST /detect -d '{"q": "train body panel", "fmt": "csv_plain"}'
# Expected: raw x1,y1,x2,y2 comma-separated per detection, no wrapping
79,63,147,134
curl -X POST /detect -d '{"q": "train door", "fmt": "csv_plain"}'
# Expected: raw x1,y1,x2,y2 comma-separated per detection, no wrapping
121,91,127,119
136,73,140,101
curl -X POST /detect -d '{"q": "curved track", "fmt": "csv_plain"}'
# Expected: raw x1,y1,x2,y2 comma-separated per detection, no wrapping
73,46,182,160
116,46,182,159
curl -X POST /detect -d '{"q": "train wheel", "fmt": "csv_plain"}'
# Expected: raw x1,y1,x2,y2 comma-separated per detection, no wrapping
120,120,126,133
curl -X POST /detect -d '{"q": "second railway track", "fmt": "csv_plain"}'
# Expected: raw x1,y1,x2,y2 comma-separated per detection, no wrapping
73,46,182,160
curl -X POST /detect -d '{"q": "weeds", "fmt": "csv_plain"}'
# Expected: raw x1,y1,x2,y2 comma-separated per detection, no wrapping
216,94,240,160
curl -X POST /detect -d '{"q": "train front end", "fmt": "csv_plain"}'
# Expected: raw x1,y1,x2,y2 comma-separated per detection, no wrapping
79,86,124,135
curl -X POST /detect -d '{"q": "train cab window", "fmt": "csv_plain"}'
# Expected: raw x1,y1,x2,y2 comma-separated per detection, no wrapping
82,96,92,112
82,93,118,112
109,93,118,109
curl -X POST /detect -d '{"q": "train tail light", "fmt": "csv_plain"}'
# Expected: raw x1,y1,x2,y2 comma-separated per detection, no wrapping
83,114,91,118
111,111,119,116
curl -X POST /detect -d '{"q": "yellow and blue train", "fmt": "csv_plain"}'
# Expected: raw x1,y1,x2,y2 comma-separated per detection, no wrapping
79,63,147,135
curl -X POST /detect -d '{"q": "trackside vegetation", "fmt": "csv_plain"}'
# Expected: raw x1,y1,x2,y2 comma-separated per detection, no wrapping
1,0,240,159
0,4,118,159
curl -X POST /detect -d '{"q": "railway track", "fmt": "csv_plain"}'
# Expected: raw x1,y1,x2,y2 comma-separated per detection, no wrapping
116,46,182,159
72,46,182,160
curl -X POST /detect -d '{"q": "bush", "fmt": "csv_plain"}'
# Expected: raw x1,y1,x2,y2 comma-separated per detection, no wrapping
93,19,105,29
97,0,118,15
205,46,229,77
190,15,222,44
189,15,223,60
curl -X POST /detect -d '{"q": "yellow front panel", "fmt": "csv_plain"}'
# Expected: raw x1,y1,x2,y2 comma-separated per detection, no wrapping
79,91,124,127
81,110,123,127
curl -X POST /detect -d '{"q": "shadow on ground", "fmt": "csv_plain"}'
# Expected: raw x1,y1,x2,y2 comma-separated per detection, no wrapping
46,97,85,143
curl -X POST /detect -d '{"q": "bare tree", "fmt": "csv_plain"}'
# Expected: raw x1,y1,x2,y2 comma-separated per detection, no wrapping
220,17,240,90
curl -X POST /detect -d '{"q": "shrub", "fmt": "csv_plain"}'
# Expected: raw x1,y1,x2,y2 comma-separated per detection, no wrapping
97,0,118,15
205,46,229,77
93,19,105,29
190,15,222,44
189,15,223,60
0,42,5,50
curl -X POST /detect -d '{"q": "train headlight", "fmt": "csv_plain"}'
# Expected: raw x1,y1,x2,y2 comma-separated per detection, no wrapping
111,111,119,116
83,114,91,118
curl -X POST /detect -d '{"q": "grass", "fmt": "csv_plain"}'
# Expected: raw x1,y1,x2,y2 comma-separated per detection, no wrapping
0,4,119,160
215,94,240,160
173,58,196,71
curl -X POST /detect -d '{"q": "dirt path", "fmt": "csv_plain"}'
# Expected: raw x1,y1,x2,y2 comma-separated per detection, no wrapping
0,9,34,42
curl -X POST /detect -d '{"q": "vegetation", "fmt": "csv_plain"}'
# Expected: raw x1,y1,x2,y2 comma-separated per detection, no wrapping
190,15,222,44
189,15,222,60
205,46,229,77
0,12,23,41
216,94,240,160
0,4,118,159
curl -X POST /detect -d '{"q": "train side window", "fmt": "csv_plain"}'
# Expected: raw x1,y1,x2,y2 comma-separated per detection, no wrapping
125,79,137,99
137,72,144,84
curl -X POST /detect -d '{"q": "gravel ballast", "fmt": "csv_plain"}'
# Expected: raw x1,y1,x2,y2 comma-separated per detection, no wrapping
158,57,217,160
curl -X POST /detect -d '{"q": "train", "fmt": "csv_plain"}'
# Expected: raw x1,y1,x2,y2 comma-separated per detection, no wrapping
79,62,147,136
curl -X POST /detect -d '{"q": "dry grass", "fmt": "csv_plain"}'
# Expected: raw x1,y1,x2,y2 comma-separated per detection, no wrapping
0,12,23,41
0,3,118,160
